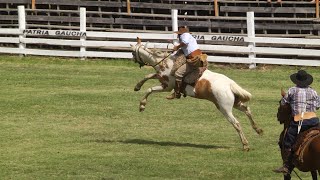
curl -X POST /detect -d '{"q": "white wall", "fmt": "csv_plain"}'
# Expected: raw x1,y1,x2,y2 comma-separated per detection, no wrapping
0,6,320,67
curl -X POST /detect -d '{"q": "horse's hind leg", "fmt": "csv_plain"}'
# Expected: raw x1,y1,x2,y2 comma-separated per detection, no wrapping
219,107,250,151
234,101,263,135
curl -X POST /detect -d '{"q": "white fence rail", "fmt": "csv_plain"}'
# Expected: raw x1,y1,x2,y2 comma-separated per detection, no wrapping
0,6,320,67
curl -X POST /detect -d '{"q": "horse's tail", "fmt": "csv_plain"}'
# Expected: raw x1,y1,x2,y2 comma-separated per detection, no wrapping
230,82,252,102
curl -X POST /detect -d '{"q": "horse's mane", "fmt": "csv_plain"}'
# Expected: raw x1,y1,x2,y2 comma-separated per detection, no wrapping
149,48,172,58
277,102,292,127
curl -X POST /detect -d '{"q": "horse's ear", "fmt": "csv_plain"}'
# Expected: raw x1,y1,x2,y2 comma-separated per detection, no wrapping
281,88,286,97
137,37,141,44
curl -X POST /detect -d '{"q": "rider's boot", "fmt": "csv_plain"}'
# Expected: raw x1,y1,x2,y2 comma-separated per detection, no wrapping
166,80,182,100
273,149,293,175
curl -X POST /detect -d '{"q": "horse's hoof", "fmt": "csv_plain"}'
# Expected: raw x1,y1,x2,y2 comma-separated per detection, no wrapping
256,128,264,135
243,145,250,152
134,87,140,91
139,105,145,112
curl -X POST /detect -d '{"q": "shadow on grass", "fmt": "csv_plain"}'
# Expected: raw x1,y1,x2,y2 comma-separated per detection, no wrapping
95,139,229,149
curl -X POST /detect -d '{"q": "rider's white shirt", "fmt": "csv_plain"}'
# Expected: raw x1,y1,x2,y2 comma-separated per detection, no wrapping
179,33,199,56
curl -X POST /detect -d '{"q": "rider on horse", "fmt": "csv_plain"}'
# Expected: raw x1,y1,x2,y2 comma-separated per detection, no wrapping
273,70,320,175
166,26,207,100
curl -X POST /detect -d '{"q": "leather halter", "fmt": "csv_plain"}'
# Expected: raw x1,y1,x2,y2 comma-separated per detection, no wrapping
132,45,146,68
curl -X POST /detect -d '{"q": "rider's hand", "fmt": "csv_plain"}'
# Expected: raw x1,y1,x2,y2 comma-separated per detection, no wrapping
281,88,286,97
173,45,179,51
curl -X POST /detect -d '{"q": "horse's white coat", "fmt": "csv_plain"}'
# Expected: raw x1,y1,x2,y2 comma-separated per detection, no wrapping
131,40,263,150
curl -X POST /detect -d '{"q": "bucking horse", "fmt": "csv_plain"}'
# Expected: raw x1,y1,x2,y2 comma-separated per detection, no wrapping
130,37,263,151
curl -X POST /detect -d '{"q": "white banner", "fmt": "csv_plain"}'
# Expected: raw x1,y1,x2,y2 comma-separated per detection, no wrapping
192,34,245,42
23,29,86,37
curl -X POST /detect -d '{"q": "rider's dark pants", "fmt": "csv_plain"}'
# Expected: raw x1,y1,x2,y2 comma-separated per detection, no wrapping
283,117,319,149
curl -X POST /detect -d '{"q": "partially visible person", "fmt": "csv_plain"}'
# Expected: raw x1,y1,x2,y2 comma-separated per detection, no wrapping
167,26,207,100
273,70,320,175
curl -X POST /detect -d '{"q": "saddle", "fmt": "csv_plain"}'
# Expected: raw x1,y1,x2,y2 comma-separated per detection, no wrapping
181,66,207,97
171,52,208,97
292,126,320,167
182,54,208,95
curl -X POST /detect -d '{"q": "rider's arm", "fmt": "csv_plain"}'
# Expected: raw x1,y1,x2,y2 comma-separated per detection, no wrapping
173,33,188,51
280,89,291,106
313,90,320,110
173,42,186,51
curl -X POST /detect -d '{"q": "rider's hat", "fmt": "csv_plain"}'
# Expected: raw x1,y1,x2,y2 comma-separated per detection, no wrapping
290,70,313,87
174,26,190,34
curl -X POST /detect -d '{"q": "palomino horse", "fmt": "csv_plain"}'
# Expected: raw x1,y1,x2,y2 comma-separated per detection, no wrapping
277,89,320,180
130,37,263,151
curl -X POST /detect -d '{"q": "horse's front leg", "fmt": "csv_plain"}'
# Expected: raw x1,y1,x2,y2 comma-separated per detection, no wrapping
284,174,291,180
134,73,158,91
311,171,318,180
139,85,166,112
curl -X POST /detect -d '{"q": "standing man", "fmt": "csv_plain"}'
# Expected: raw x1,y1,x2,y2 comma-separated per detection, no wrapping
167,26,206,100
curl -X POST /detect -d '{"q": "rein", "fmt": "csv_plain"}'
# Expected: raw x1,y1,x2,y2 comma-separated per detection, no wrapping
134,44,174,68
292,170,303,180
153,42,175,67
153,51,173,67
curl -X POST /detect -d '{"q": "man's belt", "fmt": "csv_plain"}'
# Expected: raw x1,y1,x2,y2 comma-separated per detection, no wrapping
186,49,202,59
294,112,317,121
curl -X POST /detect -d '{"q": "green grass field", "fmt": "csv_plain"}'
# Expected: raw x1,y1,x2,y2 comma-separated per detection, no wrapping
0,55,319,180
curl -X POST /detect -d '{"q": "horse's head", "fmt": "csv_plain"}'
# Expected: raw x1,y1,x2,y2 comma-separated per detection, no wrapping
277,88,292,127
130,37,170,68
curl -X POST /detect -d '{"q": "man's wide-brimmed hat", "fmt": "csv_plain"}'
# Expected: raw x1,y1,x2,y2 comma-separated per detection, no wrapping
290,70,313,87
174,26,190,34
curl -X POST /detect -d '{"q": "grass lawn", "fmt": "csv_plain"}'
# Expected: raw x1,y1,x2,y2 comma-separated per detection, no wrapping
0,55,319,179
